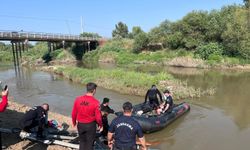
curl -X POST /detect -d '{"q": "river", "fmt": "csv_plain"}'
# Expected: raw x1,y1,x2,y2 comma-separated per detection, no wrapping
1,64,250,150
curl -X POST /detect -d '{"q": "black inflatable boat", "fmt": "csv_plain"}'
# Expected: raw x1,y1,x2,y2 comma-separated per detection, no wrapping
116,102,190,133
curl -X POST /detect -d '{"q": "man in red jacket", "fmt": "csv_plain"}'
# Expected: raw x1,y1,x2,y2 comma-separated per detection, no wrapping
72,82,103,150
0,86,8,149
0,86,8,112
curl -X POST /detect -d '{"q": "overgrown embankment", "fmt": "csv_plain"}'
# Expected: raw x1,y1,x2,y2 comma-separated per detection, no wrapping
83,39,250,70
38,65,214,100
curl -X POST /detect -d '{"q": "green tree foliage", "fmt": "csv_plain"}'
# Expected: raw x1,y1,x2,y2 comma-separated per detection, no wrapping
133,32,149,53
222,7,250,58
167,31,184,49
112,22,129,38
80,32,101,38
176,11,209,49
0,42,11,51
148,20,172,46
109,4,249,61
195,42,223,60
130,26,144,39
244,0,249,8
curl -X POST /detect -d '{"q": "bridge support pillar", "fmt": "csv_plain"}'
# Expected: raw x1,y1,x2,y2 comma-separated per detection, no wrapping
11,41,23,68
48,42,52,52
11,42,17,67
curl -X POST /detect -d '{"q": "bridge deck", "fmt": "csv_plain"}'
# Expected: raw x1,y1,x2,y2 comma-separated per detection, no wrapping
0,30,100,42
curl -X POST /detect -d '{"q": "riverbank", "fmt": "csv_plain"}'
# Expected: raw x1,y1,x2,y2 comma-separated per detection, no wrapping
1,99,73,150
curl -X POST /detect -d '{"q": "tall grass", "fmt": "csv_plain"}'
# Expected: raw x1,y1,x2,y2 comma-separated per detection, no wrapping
51,66,208,99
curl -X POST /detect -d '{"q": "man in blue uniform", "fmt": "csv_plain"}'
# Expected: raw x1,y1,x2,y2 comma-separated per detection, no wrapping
108,102,147,150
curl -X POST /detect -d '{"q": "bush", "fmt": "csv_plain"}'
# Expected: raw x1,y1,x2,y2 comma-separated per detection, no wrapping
195,42,223,60
51,49,63,59
208,54,223,62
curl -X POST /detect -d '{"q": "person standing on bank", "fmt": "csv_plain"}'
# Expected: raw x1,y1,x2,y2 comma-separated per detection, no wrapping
72,82,103,150
0,85,9,149
0,85,8,112
108,102,147,150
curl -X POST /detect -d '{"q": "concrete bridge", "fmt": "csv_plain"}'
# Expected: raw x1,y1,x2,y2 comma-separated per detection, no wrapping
0,30,105,66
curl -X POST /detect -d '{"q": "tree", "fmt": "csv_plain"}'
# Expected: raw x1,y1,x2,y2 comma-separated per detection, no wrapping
180,11,209,49
130,26,144,38
112,22,129,38
133,32,149,53
148,20,172,46
222,7,250,58
80,32,101,38
244,0,249,8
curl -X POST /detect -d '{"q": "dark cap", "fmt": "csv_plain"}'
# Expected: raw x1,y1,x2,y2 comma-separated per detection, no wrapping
102,97,110,104
123,101,133,111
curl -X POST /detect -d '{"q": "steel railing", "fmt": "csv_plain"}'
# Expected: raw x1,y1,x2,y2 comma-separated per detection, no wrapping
0,30,102,42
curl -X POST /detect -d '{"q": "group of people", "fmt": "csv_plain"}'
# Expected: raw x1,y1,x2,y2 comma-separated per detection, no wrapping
0,82,174,150
71,82,147,150
142,85,174,115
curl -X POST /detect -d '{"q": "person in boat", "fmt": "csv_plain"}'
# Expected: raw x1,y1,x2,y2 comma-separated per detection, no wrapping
19,103,49,138
144,85,163,111
71,82,103,150
156,89,174,115
162,89,174,113
100,97,115,138
108,102,147,150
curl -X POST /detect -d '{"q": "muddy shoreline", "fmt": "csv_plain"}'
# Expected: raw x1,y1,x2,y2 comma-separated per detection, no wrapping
1,99,73,150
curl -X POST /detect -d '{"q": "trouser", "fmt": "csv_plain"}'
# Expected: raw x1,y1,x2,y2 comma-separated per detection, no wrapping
101,116,109,137
149,98,159,107
20,118,45,136
142,104,153,113
113,144,137,150
77,122,96,150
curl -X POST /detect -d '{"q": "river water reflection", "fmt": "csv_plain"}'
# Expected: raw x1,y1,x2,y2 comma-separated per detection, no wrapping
1,64,250,150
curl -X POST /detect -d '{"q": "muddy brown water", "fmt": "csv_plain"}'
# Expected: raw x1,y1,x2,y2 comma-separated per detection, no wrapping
1,64,250,150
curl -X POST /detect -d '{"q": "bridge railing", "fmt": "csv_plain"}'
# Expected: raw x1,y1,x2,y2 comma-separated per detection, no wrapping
0,30,101,41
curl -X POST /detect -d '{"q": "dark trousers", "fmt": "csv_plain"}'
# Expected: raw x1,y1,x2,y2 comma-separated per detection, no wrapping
113,145,137,150
149,98,159,107
20,119,45,136
77,122,96,150
101,116,109,137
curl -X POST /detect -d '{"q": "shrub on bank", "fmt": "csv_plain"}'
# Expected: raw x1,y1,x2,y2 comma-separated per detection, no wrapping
0,51,12,62
195,42,223,60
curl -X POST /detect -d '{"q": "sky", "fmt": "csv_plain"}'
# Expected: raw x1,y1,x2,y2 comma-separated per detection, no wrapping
0,0,244,37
